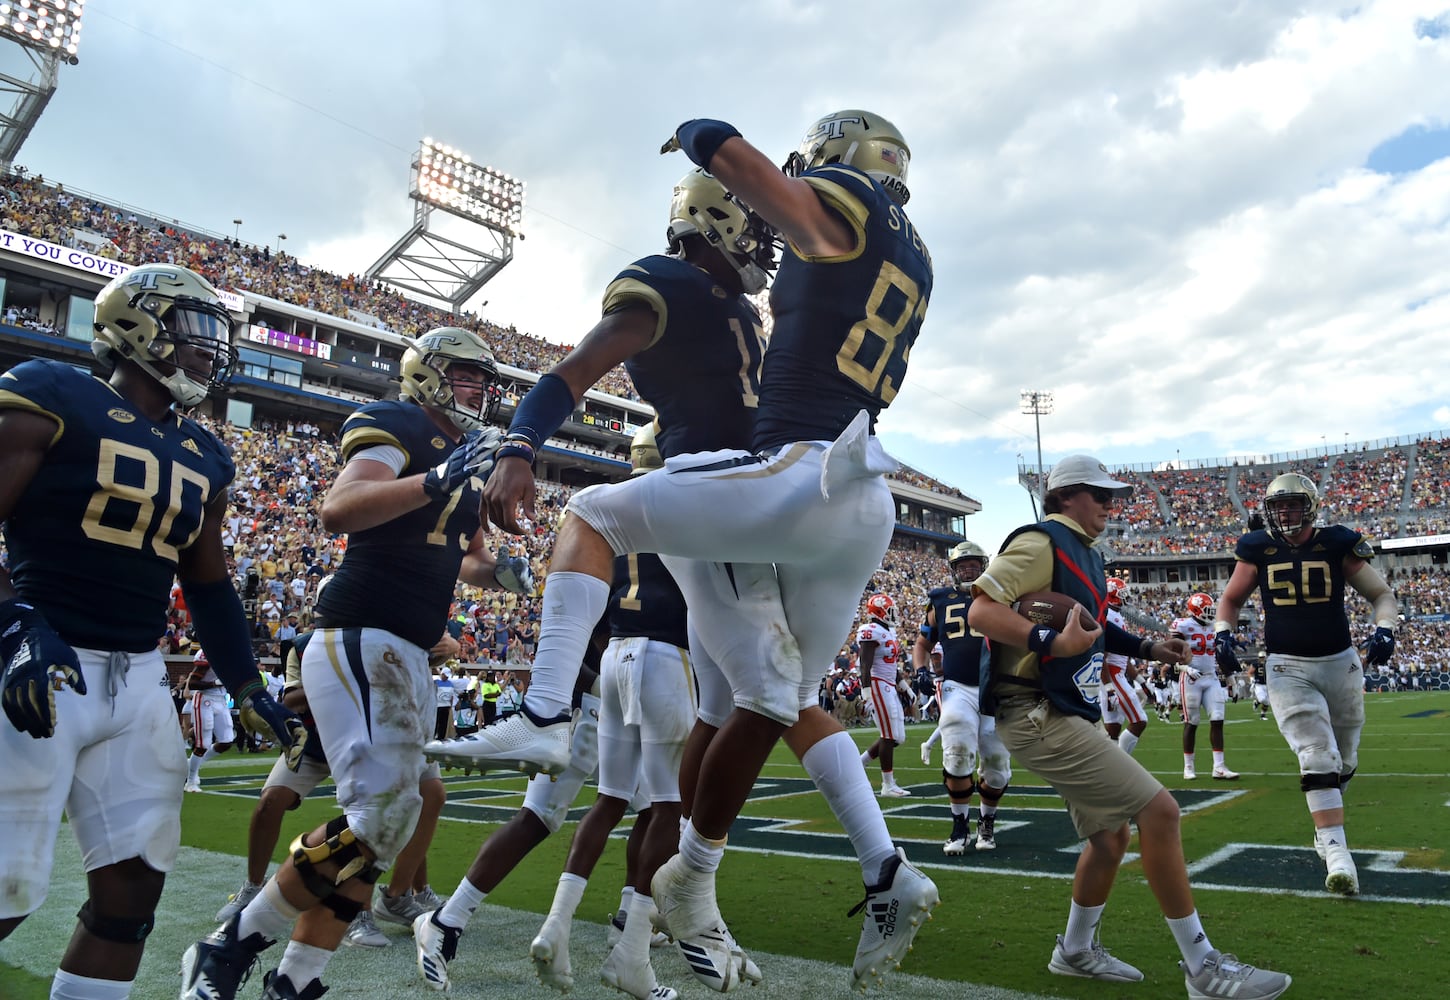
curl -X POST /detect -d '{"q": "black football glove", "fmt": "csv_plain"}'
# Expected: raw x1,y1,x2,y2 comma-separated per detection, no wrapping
1214,630,1240,674
1,599,86,739
423,426,503,501
1365,626,1395,667
241,689,309,771
493,551,534,595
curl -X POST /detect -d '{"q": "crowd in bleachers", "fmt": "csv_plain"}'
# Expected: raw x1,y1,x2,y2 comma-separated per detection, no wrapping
1150,466,1240,531
1410,437,1450,509
1321,449,1407,517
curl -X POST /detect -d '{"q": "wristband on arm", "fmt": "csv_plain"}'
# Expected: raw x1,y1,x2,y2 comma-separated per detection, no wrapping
502,372,577,465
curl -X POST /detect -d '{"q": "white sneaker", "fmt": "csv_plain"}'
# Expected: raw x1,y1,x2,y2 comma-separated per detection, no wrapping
1183,950,1292,999
342,910,389,949
530,915,574,993
216,881,262,923
413,910,462,992
651,855,760,992
1183,764,1197,780
413,885,449,911
878,785,911,798
1211,766,1240,780
184,777,203,793
1323,841,1360,896
601,941,678,1000
1048,933,1143,982
850,848,940,991
424,708,571,777
919,742,931,766
374,888,426,926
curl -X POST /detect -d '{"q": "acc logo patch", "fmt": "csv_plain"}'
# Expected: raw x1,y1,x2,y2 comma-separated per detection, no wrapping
711,286,727,299
431,436,447,450
107,407,135,423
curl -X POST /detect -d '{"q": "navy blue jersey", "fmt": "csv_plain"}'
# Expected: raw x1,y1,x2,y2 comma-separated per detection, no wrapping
1234,525,1372,657
0,359,234,652
314,400,482,651
923,585,988,687
608,254,765,458
753,164,933,451
607,552,688,650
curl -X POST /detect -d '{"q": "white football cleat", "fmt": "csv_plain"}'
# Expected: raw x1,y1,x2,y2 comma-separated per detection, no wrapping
878,785,911,798
601,941,678,1000
424,706,570,777
1323,841,1360,896
850,848,939,991
1211,766,1240,780
652,855,760,992
530,915,574,993
184,777,203,793
412,910,462,992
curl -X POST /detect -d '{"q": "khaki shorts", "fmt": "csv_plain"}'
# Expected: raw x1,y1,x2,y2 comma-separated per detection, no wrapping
995,694,1162,838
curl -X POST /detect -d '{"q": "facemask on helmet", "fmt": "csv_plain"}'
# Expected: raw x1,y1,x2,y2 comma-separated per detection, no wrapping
1186,593,1214,624
667,167,777,295
1263,473,1320,540
399,327,503,431
864,593,898,629
782,109,912,206
92,263,236,407
1106,577,1128,608
947,539,988,587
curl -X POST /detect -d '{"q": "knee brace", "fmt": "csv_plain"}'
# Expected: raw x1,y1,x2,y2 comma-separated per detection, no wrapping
1299,746,1343,776
941,744,977,779
1299,771,1341,793
290,815,383,903
1339,767,1356,790
76,899,154,943
977,781,1009,807
942,769,976,802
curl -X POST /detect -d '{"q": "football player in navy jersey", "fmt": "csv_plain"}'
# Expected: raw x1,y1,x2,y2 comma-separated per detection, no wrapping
434,153,937,990
1214,473,1397,898
914,540,1012,854
0,262,302,1000
181,327,533,1000
971,455,1289,998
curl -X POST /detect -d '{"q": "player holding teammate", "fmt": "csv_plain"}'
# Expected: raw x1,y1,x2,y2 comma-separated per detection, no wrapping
914,540,1011,853
858,593,910,797
0,263,301,999
181,327,531,1000
1215,473,1397,897
1173,592,1238,780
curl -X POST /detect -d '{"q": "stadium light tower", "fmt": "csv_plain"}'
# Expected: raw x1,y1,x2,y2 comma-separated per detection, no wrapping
1020,389,1054,519
365,137,525,315
0,0,84,172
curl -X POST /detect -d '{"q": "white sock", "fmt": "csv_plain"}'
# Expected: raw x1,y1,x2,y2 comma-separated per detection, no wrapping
237,879,300,942
276,940,332,990
1212,750,1226,769
188,748,207,780
521,572,609,717
1167,911,1214,975
860,749,871,766
950,801,970,817
616,885,634,920
1317,824,1349,849
882,769,897,789
1062,900,1105,953
678,820,726,874
437,876,486,930
548,872,587,920
51,970,132,1000
620,891,656,954
801,731,897,882
1118,730,1140,756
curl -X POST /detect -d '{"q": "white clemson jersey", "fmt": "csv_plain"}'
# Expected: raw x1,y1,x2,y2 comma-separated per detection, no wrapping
856,621,900,683
1171,617,1216,673
1105,609,1128,670
190,652,220,687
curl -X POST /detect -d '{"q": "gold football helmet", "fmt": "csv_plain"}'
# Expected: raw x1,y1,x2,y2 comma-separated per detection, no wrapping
92,263,236,407
947,539,988,586
1263,473,1320,539
398,326,502,431
629,422,663,476
783,110,911,205
667,167,776,294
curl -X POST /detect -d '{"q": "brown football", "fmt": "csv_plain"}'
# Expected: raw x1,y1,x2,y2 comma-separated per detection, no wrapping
1012,591,1097,631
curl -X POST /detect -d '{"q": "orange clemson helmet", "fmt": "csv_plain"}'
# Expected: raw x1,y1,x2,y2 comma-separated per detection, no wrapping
1186,592,1215,624
1106,577,1128,609
864,593,899,629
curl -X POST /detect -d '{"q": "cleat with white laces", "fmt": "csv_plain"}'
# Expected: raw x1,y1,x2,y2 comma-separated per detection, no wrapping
1183,950,1291,999
651,855,759,992
424,704,571,777
943,815,970,857
1211,766,1240,780
608,909,670,949
878,785,911,798
974,814,997,851
849,847,939,992
413,910,462,992
530,915,574,993
374,888,426,926
1048,933,1143,982
601,941,679,1000
1323,840,1360,896
180,914,273,1000
215,881,262,923
342,910,389,948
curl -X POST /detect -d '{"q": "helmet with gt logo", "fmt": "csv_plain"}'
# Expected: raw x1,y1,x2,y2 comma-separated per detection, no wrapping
92,263,236,407
946,539,988,586
783,110,912,205
667,167,777,294
1263,472,1320,540
398,326,503,431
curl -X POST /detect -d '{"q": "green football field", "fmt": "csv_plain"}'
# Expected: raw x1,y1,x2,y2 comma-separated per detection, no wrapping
2,691,1446,998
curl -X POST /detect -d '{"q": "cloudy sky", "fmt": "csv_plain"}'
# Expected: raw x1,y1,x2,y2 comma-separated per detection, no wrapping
10,0,1450,551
